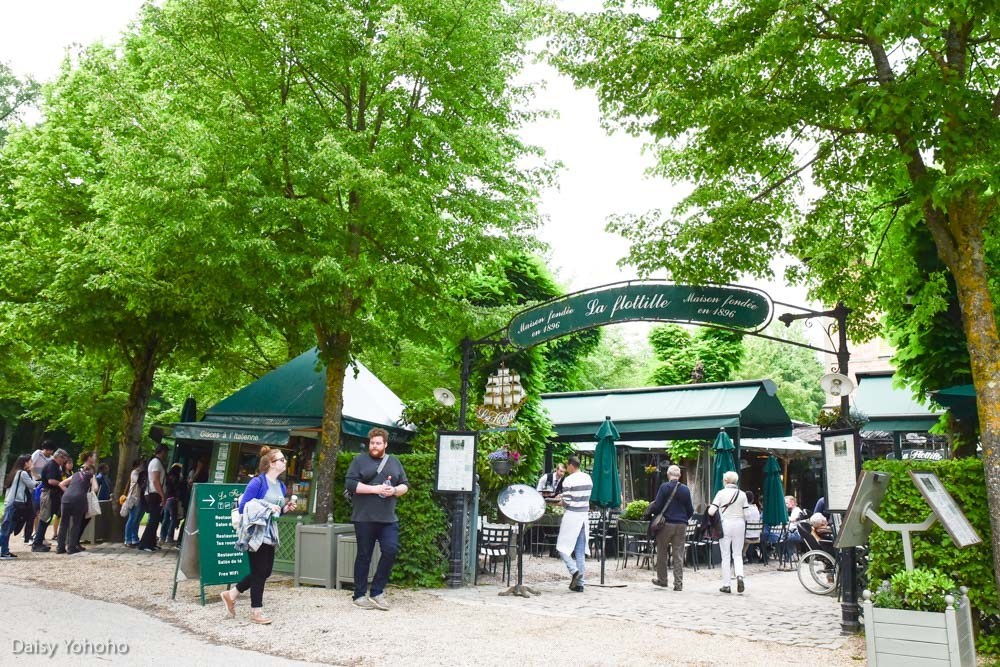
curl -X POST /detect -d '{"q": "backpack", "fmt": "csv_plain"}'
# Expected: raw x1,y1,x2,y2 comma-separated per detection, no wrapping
137,468,150,511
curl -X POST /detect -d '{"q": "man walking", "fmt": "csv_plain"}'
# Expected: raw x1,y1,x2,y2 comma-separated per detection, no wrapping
138,444,168,552
646,465,694,591
345,428,408,611
556,456,592,592
32,448,70,552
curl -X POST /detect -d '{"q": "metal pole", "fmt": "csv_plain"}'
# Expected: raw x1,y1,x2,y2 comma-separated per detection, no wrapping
834,302,861,635
448,337,475,588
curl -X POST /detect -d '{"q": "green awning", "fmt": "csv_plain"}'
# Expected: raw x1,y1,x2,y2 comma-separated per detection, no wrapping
542,379,792,442
930,384,977,419
854,372,943,434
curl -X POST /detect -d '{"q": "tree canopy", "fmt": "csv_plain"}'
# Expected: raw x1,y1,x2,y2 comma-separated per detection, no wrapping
549,0,1000,597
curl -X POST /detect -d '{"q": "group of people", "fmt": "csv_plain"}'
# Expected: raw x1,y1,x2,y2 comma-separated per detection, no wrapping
121,444,204,551
0,441,105,558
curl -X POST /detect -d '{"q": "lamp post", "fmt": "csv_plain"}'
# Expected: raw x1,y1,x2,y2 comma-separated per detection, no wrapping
778,302,860,634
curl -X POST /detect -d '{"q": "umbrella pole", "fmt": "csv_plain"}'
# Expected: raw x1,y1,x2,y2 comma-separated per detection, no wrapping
600,508,607,585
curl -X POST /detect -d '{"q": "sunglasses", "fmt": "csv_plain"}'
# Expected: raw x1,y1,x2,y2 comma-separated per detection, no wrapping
274,457,286,463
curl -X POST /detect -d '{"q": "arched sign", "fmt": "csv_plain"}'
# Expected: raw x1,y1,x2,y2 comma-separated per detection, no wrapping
508,281,773,348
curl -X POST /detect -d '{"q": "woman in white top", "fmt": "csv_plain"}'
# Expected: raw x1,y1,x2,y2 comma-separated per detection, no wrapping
708,471,749,594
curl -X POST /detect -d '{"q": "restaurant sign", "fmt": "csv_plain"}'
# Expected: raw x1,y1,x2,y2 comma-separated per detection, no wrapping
508,282,772,348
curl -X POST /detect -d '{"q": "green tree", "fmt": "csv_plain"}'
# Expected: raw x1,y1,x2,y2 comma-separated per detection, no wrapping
0,61,38,146
135,0,549,518
734,323,825,423
573,327,655,390
550,0,1000,595
648,324,744,385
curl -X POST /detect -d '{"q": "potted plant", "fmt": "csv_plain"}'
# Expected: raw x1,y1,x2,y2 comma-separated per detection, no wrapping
617,499,650,534
486,446,521,476
862,568,976,667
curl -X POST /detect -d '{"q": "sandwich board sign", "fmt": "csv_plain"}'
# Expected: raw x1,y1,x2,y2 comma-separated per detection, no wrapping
172,483,249,605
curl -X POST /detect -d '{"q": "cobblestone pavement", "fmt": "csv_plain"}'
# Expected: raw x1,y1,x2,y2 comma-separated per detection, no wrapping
429,555,850,650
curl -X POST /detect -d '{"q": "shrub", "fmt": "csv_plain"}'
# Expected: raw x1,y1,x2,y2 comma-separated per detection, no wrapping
332,450,448,588
871,568,959,613
862,458,997,653
621,499,649,520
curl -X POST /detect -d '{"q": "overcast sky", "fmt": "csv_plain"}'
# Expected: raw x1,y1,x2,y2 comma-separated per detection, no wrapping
1,1,814,324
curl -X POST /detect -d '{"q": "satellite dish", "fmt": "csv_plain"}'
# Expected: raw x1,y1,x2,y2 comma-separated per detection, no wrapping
433,387,456,407
820,373,855,397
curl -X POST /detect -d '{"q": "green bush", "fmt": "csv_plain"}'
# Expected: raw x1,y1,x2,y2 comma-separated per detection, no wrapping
332,450,448,588
621,499,649,519
862,458,997,653
871,568,959,613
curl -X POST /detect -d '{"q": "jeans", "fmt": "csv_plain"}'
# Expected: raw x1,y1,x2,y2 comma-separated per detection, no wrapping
138,494,162,549
557,522,587,585
0,503,16,555
124,504,144,545
236,543,275,608
353,521,400,599
159,499,178,542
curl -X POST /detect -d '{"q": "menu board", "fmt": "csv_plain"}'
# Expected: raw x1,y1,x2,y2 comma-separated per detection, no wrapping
194,483,249,586
909,471,982,548
435,431,477,494
212,443,230,483
820,429,860,512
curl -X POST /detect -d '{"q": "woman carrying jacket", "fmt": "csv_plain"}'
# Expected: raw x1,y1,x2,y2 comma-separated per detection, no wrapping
707,470,750,595
220,446,296,625
1,456,37,559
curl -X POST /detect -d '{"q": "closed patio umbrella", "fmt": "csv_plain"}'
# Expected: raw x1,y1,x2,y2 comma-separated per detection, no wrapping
711,429,737,497
591,416,621,585
762,455,788,526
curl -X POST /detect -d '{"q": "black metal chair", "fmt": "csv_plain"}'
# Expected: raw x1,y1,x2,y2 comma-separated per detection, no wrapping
476,523,513,585
743,521,764,563
588,513,615,560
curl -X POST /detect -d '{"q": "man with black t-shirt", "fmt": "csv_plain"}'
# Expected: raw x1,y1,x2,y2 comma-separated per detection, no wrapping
32,449,70,552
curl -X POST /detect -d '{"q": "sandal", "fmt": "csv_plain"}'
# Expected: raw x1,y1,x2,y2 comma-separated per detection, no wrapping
220,591,236,618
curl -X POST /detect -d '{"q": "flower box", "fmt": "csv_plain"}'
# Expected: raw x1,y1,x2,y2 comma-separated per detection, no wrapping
490,459,513,476
862,587,976,667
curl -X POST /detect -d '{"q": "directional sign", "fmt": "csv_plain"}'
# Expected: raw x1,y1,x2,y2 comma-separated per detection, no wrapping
508,282,772,348
909,471,982,548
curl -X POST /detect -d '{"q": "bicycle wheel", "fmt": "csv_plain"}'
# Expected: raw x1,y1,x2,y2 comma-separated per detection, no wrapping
797,550,838,595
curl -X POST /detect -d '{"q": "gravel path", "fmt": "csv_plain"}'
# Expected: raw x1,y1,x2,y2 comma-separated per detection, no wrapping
0,543,866,666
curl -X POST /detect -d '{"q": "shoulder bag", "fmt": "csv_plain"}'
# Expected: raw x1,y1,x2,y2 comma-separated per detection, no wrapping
700,489,740,541
648,482,681,538
342,455,391,504
85,474,102,519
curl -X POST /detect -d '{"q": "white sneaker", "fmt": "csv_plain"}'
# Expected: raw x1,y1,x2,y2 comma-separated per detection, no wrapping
370,594,390,611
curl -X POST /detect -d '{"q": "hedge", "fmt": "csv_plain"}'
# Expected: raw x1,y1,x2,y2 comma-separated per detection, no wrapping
862,458,998,654
331,450,449,588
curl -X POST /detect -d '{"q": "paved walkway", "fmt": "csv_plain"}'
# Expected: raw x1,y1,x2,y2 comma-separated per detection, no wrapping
429,557,849,650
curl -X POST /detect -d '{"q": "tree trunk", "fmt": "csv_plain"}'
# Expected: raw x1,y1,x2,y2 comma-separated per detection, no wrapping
111,336,160,508
947,221,1000,600
0,420,13,498
312,329,352,521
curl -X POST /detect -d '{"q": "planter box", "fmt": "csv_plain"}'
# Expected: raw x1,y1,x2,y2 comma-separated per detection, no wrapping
335,534,381,590
80,501,115,544
294,522,356,588
862,588,976,667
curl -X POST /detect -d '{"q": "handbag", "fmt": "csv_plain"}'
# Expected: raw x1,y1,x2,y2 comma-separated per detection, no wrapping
85,474,101,518
648,481,681,538
699,489,740,541
343,455,391,504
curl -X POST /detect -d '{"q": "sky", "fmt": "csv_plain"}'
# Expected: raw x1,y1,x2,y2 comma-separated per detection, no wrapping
0,1,815,332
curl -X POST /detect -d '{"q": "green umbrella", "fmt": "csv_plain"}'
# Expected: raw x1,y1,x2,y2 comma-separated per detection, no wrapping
711,429,737,497
762,455,789,526
591,417,622,509
591,416,621,586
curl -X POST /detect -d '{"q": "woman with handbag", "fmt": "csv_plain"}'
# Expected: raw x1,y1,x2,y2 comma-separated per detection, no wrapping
707,470,750,594
122,458,145,548
1,455,37,559
57,451,97,555
220,446,296,624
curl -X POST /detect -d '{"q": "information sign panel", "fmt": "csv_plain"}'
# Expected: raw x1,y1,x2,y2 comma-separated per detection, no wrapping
435,431,477,494
909,471,982,548
173,483,249,604
820,428,861,512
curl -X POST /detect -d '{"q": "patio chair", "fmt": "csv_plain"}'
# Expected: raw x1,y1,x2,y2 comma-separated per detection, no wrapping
476,523,513,585
588,514,615,560
617,519,654,570
743,520,764,564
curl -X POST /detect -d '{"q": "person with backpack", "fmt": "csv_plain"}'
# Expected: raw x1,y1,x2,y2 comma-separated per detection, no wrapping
122,458,146,548
1,456,37,559
707,470,750,595
138,444,168,552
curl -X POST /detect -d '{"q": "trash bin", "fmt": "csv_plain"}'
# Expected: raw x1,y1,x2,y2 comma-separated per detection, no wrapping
294,522,356,588
80,501,114,545
335,534,380,590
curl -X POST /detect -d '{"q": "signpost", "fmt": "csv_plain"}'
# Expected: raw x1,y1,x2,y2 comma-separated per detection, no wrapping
435,431,478,494
172,483,249,605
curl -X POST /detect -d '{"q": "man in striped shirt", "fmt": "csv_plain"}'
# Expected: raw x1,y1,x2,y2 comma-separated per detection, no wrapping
556,456,592,592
